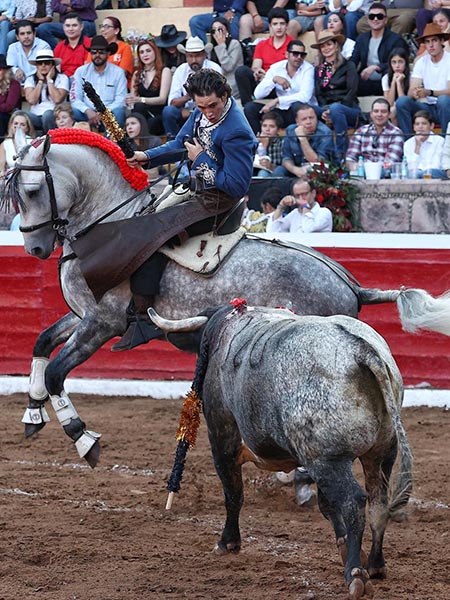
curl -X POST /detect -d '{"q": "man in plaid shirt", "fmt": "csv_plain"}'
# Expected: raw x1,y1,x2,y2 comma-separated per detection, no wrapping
346,97,404,169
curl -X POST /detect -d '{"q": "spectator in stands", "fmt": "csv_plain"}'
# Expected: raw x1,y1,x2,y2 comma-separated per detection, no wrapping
287,0,329,39
239,0,296,40
242,185,283,232
95,0,149,8
403,110,445,177
356,0,421,36
0,0,15,55
54,13,91,80
24,48,69,132
235,7,293,107
7,0,52,48
272,102,336,177
71,35,127,127
154,24,186,74
162,36,222,138
94,16,133,82
382,47,410,125
7,20,51,84
395,23,450,138
125,112,162,151
350,2,408,96
54,102,91,128
346,97,403,170
254,110,284,176
415,9,450,59
209,17,243,99
312,29,360,159
441,121,450,177
189,0,245,43
0,110,35,178
323,11,355,58
321,0,373,42
0,55,22,138
244,39,315,134
126,39,171,136
266,177,333,233
36,0,96,49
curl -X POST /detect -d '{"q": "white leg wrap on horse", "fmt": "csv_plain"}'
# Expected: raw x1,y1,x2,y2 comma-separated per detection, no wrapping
29,357,50,400
21,405,51,425
75,430,101,458
50,391,78,425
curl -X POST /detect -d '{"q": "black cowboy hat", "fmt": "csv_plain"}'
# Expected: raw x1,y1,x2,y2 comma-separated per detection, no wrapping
154,24,187,48
0,54,12,69
86,35,118,55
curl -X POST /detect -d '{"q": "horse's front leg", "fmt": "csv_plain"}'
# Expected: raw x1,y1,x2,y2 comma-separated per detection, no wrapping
22,312,80,437
44,313,124,468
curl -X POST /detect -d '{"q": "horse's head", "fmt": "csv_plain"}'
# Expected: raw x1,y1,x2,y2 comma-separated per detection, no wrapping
9,128,66,259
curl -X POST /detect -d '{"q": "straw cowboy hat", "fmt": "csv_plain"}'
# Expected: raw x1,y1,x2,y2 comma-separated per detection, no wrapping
311,30,345,49
29,49,62,66
154,24,187,48
85,35,118,55
416,22,450,43
0,54,12,69
177,36,213,55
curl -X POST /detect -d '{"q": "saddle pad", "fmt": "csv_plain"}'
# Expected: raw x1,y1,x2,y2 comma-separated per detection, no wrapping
160,227,246,275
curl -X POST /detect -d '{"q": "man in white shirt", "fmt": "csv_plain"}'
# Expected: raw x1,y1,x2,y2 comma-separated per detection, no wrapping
6,20,51,84
403,110,445,178
266,178,333,233
395,22,450,138
162,36,222,138
243,39,315,134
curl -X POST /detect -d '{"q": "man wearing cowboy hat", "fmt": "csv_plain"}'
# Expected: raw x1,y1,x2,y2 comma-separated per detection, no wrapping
6,20,51,84
24,48,69,132
189,0,245,43
396,22,450,138
71,35,127,128
163,35,222,138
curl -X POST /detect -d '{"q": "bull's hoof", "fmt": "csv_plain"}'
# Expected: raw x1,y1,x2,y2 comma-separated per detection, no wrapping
368,566,387,580
213,541,241,555
348,568,374,600
24,421,46,438
84,440,101,468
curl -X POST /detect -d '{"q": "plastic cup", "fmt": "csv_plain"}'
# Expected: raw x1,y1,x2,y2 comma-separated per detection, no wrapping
364,161,382,180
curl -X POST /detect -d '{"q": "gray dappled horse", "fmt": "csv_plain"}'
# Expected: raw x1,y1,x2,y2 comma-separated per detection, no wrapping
4,129,450,468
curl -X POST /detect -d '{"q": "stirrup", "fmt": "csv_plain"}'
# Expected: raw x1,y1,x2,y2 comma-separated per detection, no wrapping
111,317,162,351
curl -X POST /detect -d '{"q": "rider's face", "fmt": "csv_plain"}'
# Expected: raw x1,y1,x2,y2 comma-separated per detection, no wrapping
194,92,227,123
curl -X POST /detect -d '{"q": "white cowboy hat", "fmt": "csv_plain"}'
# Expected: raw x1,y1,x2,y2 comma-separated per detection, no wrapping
177,36,213,55
29,49,62,66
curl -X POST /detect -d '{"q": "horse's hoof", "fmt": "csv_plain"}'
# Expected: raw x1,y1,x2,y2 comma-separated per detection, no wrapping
212,541,241,555
84,440,101,468
24,421,46,438
369,566,387,580
348,568,374,600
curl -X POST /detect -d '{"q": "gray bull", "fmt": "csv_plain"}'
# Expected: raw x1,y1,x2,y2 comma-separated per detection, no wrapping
150,304,413,600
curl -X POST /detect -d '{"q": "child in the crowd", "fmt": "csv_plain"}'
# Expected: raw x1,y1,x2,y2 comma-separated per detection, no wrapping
254,111,284,178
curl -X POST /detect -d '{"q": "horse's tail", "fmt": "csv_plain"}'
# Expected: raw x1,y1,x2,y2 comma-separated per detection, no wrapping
358,287,450,337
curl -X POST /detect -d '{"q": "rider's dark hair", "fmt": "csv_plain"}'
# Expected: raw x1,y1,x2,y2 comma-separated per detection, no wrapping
184,69,231,99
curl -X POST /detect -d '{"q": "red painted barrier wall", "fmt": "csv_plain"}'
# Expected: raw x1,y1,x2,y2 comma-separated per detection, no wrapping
1,244,449,387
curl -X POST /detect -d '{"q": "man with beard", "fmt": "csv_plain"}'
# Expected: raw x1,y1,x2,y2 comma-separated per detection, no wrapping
71,35,127,127
162,36,222,138
6,20,51,84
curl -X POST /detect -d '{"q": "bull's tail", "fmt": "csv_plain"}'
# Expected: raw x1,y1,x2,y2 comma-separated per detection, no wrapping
358,287,450,337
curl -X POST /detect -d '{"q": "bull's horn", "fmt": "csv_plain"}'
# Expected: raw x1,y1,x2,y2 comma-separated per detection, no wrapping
148,308,208,331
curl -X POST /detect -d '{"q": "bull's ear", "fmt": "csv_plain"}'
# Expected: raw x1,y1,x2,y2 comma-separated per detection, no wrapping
43,134,52,157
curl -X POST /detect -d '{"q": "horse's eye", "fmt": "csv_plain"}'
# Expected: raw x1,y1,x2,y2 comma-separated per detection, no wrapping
27,190,39,199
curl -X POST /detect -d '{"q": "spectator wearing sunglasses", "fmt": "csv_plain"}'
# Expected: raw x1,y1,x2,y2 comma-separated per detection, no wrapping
243,39,315,134
346,97,403,171
356,0,421,36
349,2,408,96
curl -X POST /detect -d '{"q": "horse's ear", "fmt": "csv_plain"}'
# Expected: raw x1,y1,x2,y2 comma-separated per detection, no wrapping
14,126,28,152
43,134,51,157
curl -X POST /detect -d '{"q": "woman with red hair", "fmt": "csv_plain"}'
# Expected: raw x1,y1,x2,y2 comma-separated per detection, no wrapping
126,39,172,135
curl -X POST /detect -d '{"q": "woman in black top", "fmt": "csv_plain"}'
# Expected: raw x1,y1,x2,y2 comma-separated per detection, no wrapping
312,30,361,160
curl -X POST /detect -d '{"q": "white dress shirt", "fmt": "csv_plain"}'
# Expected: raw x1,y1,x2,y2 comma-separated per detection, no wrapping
253,59,316,110
168,60,223,109
266,203,333,234
403,134,444,170
6,38,51,79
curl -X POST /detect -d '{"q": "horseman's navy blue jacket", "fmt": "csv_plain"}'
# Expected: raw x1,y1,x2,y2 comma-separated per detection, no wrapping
144,98,257,199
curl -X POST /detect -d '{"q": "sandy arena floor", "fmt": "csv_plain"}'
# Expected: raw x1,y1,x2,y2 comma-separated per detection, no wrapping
0,394,448,600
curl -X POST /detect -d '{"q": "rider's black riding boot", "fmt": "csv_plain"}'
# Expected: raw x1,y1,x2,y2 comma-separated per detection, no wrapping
112,294,161,352
95,0,112,9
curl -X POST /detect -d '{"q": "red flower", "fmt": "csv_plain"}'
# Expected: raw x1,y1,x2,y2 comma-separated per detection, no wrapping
316,193,324,203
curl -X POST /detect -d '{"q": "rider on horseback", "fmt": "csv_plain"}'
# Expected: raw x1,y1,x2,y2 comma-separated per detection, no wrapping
112,69,257,351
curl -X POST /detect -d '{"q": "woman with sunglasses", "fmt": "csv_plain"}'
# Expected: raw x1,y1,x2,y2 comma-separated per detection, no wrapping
97,17,134,84
209,17,243,99
312,29,360,159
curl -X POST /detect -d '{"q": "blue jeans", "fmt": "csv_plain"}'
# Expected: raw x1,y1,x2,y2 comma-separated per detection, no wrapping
0,19,10,55
162,105,188,138
316,103,361,160
29,110,56,133
189,12,241,42
36,21,97,49
395,96,450,139
73,106,126,128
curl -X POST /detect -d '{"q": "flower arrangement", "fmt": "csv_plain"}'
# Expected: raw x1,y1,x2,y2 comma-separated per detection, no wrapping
307,161,360,232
